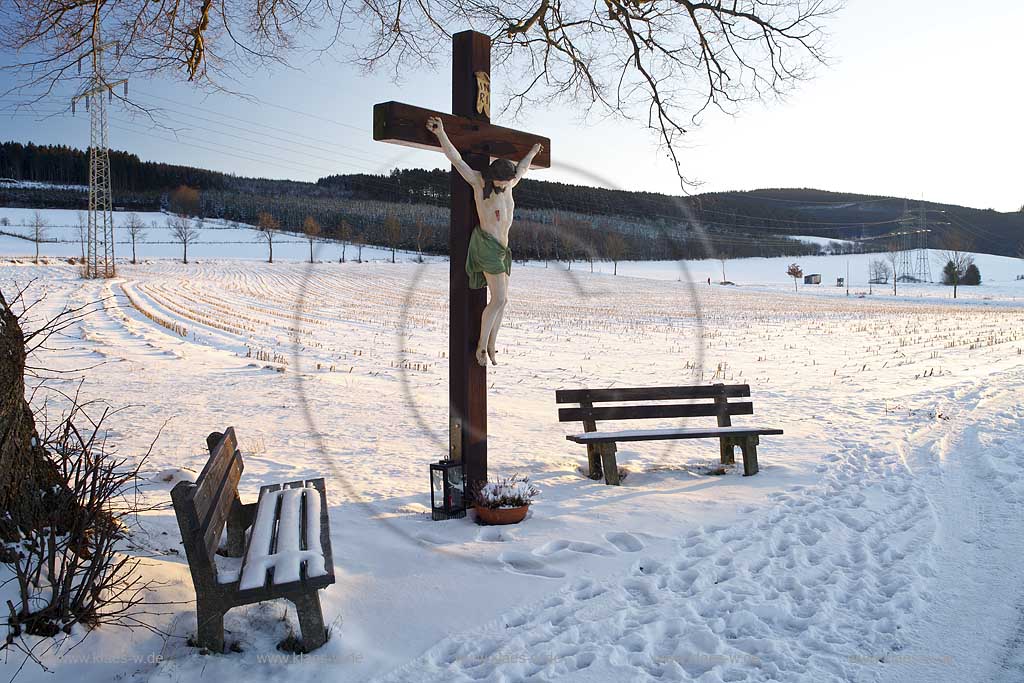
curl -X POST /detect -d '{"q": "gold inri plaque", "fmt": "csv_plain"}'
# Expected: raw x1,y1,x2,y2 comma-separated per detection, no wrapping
474,71,490,119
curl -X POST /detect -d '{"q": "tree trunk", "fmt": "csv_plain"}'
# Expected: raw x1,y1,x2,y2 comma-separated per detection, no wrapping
131,238,137,265
0,293,56,534
269,241,274,264
614,261,618,276
309,240,314,264
341,244,346,263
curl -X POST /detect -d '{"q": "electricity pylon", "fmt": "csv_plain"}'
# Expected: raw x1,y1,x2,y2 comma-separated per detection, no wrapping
73,36,126,279
914,204,933,283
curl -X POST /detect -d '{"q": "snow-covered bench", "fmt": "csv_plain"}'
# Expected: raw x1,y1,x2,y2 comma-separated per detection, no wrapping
170,428,335,653
557,384,782,484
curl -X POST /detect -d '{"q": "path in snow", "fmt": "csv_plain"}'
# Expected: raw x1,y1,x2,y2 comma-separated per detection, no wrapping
380,369,1024,682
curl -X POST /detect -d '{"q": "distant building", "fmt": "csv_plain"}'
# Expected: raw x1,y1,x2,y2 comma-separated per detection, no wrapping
804,273,822,285
836,277,845,287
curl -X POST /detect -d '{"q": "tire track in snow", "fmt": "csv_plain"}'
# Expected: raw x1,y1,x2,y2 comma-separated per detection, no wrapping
889,371,1024,682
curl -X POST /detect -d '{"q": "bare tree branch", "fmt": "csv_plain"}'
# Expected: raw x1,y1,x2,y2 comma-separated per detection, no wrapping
1,0,839,187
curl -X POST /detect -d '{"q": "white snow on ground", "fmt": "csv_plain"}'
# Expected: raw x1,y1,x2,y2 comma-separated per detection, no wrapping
790,234,856,249
1,212,1024,681
0,179,88,192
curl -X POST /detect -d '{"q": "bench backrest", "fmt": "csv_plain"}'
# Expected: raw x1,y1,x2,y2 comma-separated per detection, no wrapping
556,384,752,428
171,428,244,582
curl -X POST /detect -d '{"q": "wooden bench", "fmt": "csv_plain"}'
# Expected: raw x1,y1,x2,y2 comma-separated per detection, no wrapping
171,428,335,653
556,384,783,485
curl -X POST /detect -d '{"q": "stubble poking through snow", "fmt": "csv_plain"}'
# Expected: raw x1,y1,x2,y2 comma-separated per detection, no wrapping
2,254,1023,682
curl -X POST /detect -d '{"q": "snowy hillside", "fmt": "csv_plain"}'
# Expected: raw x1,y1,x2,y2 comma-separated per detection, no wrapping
3,207,1022,302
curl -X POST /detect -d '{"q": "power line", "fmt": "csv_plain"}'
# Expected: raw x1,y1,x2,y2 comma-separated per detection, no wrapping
108,112,376,171
131,90,371,134
122,93,378,160
107,120,342,177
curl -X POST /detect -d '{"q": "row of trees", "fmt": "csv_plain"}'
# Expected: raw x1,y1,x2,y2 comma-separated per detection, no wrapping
166,185,823,264
0,212,49,264
11,199,1009,286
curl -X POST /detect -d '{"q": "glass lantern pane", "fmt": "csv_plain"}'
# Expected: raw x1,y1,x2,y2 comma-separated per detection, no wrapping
450,485,464,510
447,465,464,509
431,468,444,508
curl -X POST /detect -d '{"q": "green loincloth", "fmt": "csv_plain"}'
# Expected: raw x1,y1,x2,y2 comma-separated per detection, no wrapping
466,227,512,290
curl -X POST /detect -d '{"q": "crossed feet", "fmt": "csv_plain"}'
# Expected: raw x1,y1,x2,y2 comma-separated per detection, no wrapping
475,346,498,367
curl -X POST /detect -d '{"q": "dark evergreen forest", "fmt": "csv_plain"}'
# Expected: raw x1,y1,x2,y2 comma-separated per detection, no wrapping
3,141,1021,259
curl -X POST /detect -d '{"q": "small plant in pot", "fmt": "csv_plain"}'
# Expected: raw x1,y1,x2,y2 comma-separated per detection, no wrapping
473,474,539,525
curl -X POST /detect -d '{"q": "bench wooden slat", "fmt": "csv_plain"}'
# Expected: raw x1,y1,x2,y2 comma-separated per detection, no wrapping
559,400,753,423
237,479,333,594
238,482,280,592
192,429,241,523
567,426,784,444
555,384,750,404
200,455,243,560
309,478,335,585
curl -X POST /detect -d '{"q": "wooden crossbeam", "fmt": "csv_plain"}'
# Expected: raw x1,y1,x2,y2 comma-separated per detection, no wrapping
373,101,551,168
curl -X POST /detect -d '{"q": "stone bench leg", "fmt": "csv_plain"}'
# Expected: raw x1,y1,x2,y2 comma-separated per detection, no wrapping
222,498,253,557
586,443,604,480
719,437,737,465
195,598,226,653
740,436,760,476
293,592,328,652
601,443,620,486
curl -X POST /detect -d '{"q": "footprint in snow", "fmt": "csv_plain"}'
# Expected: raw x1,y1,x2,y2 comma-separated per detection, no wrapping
416,533,451,546
476,527,516,543
604,532,644,552
534,539,615,557
498,551,566,579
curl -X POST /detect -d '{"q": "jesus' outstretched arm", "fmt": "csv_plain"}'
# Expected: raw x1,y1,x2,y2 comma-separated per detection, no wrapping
426,117,482,190
512,143,543,186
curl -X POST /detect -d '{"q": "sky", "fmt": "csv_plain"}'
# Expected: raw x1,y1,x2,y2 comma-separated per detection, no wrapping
1,0,1022,212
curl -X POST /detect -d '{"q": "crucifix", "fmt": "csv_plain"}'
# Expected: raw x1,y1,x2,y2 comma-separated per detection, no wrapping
373,30,551,499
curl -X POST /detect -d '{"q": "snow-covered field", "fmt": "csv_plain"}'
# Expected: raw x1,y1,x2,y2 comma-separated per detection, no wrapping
0,207,413,263
3,205,1023,299
2,210,1024,681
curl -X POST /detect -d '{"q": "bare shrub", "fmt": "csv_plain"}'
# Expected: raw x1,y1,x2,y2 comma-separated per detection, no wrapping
0,285,164,671
4,401,161,644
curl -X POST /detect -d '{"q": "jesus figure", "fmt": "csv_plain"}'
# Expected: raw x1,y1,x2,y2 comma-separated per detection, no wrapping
427,116,543,367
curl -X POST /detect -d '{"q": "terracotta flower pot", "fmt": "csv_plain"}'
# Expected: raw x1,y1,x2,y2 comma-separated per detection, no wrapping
474,504,529,525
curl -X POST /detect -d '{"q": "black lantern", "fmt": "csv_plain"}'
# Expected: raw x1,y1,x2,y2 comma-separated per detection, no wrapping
430,459,466,520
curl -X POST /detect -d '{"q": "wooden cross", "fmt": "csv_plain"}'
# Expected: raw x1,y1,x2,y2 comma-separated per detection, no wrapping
373,31,551,500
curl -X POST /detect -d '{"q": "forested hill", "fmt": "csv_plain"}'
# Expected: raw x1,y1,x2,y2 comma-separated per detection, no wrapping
3,141,1022,257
